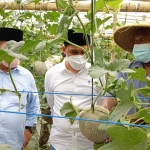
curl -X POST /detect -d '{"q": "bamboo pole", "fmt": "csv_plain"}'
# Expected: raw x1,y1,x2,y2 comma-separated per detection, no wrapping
0,1,150,12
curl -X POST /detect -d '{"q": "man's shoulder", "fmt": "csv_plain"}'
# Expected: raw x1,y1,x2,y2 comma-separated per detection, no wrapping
17,65,33,76
46,62,63,74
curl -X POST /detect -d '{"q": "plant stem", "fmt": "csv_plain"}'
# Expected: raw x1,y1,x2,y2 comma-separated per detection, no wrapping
103,0,109,13
55,0,63,13
64,39,87,52
136,103,150,105
93,88,104,106
99,77,104,88
93,74,110,106
102,73,109,96
8,64,21,111
68,0,91,51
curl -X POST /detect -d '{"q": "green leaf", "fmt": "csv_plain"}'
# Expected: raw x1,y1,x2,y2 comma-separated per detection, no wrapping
145,77,150,87
47,24,59,35
128,68,146,81
139,87,150,97
48,32,66,45
96,16,112,29
89,59,130,78
0,8,12,19
34,41,46,52
19,40,41,53
119,69,135,74
60,102,82,124
6,41,25,53
8,50,29,61
18,12,33,20
56,0,68,9
85,16,112,34
133,108,150,124
0,40,28,63
57,16,69,34
44,11,60,22
106,59,130,71
94,143,104,150
64,7,75,16
106,79,120,91
88,66,109,78
88,0,104,14
99,126,148,150
109,84,134,122
94,48,104,66
57,10,79,35
107,0,123,10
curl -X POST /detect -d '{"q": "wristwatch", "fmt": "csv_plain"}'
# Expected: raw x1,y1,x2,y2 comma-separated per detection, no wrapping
25,126,35,134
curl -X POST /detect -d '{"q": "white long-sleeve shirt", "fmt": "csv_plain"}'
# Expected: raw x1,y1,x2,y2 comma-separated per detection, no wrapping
45,59,105,150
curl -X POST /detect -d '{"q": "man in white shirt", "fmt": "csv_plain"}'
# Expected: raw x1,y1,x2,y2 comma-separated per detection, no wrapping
45,29,105,150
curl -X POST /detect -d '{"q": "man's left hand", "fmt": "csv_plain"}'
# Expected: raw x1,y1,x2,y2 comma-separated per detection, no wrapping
22,129,32,148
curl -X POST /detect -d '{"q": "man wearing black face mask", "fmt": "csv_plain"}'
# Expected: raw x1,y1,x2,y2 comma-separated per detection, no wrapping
100,22,150,113
45,29,105,150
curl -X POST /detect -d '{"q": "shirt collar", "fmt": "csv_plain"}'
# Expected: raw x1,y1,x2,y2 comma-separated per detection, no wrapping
10,65,26,73
59,59,67,72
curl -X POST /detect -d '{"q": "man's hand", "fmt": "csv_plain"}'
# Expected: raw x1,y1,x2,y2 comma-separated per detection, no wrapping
22,129,32,148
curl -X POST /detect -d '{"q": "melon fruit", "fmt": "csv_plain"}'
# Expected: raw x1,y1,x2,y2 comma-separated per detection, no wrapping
33,61,47,76
79,105,109,143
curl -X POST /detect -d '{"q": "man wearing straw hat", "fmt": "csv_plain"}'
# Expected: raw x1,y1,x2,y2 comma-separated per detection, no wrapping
100,21,150,112
0,27,40,150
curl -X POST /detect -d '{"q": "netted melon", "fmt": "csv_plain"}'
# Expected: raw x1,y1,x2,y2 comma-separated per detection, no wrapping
79,105,109,143
33,61,47,76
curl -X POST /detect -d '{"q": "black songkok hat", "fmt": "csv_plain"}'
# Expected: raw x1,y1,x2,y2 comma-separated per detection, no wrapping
64,29,91,46
0,28,23,42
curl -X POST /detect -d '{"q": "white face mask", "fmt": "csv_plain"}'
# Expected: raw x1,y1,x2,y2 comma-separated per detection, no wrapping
1,58,20,68
67,55,88,70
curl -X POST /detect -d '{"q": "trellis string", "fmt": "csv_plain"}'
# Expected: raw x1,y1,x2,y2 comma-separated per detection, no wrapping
0,110,149,128
1,91,150,128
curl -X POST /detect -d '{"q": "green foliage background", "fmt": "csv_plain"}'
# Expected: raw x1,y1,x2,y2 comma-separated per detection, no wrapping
0,0,139,149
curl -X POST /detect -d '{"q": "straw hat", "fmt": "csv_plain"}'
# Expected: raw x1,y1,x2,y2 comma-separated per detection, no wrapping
113,21,150,52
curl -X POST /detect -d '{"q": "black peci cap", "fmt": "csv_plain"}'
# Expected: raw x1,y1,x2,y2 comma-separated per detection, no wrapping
0,28,23,42
64,29,91,46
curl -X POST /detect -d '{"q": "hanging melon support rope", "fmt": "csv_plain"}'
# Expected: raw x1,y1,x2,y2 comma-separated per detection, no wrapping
90,0,95,112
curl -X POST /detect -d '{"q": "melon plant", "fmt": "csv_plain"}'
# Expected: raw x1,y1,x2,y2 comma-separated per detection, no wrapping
79,105,109,143
60,101,110,143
